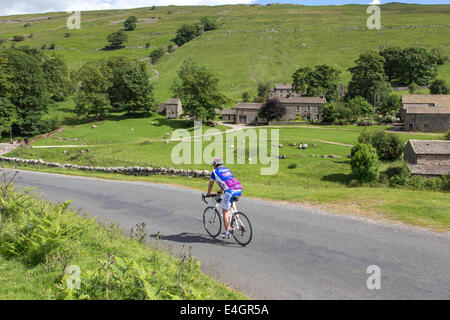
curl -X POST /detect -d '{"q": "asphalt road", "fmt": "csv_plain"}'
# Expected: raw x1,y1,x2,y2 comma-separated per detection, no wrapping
9,169,450,300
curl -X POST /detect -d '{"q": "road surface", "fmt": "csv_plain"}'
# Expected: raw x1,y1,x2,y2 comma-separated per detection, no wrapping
9,169,450,300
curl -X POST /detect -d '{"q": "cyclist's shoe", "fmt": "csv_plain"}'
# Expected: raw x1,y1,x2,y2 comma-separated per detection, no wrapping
220,231,231,239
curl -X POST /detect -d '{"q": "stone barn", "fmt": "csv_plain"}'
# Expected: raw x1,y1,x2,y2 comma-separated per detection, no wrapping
404,140,450,177
401,95,450,132
159,98,183,119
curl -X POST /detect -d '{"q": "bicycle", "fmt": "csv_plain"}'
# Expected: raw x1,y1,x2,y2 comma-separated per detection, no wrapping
201,192,253,246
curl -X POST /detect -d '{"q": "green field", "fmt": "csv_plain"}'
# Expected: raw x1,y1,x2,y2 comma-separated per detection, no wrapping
0,3,449,103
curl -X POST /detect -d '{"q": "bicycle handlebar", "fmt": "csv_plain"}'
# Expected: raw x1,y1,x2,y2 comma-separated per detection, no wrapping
201,192,222,204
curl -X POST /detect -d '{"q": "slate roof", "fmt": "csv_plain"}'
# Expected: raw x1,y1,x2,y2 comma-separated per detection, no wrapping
279,96,327,104
407,140,450,155
402,95,450,107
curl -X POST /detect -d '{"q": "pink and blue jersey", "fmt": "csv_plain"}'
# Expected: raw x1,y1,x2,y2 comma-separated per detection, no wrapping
210,167,242,191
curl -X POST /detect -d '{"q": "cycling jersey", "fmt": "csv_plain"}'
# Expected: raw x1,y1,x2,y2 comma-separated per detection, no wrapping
210,167,242,191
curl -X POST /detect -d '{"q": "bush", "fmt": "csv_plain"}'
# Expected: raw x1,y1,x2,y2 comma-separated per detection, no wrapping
288,163,297,169
358,130,403,161
57,255,161,300
149,47,165,64
124,16,138,31
350,143,380,183
107,30,128,48
429,79,449,95
445,130,450,140
12,35,25,42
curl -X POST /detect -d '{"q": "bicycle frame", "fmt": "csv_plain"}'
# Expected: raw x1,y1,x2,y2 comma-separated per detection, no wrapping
210,196,244,232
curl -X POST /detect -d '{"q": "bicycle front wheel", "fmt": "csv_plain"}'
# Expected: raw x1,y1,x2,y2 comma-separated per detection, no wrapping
231,212,252,246
203,207,222,238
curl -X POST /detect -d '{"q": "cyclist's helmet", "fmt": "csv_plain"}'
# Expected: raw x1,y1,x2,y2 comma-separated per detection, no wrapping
212,158,223,167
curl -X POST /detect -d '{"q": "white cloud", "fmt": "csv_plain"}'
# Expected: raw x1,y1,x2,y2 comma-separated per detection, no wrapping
0,0,254,16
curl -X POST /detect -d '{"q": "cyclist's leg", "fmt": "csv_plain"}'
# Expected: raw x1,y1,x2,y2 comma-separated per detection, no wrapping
221,191,233,232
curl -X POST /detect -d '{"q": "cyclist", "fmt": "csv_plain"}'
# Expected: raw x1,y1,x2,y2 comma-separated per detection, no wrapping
207,158,242,239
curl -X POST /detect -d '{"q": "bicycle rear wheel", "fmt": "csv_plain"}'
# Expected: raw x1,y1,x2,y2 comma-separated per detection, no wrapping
203,207,222,238
231,212,252,246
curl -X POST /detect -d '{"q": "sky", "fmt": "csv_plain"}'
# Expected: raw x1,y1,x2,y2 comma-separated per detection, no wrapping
0,0,449,16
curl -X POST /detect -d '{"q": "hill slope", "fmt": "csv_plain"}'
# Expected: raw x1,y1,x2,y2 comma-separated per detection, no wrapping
0,3,449,103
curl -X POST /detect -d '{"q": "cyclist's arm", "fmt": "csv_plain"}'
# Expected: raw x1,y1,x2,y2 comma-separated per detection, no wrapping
207,180,214,196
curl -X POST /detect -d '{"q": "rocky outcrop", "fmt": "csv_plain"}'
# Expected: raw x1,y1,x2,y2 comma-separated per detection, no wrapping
0,156,210,178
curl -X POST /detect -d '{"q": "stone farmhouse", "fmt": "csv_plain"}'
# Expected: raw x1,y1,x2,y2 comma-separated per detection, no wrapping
401,95,450,132
268,83,301,99
404,140,450,177
221,84,327,125
159,98,183,119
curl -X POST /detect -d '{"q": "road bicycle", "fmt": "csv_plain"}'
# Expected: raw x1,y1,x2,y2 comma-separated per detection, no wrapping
201,192,253,246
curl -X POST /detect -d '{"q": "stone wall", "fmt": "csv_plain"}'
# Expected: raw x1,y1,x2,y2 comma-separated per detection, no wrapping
0,143,20,156
0,156,210,178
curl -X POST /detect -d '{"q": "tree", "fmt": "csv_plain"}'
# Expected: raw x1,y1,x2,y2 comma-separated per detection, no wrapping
124,16,138,31
358,130,403,161
379,94,401,116
0,97,16,140
242,92,250,102
149,48,165,64
105,57,154,113
379,47,403,83
396,47,438,86
73,63,111,119
42,54,72,101
200,16,219,31
258,98,286,123
171,59,228,120
256,81,272,101
292,65,341,102
431,48,448,65
320,103,338,123
350,143,380,183
347,51,392,106
408,82,419,94
172,23,203,47
429,79,449,95
0,48,50,137
346,96,374,121
107,30,128,48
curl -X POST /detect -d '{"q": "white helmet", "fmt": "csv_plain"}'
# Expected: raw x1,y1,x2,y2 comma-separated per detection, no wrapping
212,158,223,166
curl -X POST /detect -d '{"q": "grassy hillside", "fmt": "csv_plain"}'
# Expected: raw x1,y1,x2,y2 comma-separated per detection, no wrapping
0,3,449,103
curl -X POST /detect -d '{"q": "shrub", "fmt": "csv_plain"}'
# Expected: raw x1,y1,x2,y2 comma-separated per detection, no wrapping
200,16,219,31
408,82,419,94
107,30,128,48
258,98,286,122
145,42,151,49
12,35,25,42
350,143,380,183
149,47,165,64
49,42,56,50
288,163,297,169
429,79,449,95
124,16,138,31
445,130,450,140
57,255,161,300
358,130,403,161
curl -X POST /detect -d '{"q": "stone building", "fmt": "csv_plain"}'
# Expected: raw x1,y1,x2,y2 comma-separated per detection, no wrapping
401,95,450,132
220,96,327,125
404,140,450,177
159,98,183,119
268,83,301,99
